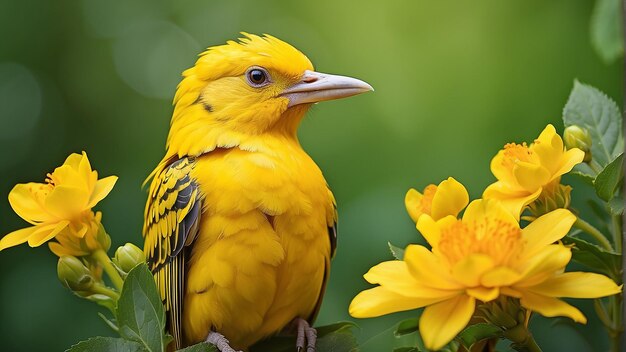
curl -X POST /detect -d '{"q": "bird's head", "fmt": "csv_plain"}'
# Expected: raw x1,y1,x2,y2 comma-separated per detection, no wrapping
165,33,372,157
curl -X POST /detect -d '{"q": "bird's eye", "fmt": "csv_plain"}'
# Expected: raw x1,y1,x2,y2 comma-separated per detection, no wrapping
246,67,270,87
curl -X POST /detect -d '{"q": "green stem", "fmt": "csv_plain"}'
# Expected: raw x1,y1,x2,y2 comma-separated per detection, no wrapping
573,218,613,251
91,283,120,300
612,215,622,253
504,324,543,352
92,249,124,291
588,160,603,174
609,294,623,352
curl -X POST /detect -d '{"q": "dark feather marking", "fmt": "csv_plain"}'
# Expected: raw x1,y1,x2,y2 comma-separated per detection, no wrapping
144,156,201,350
202,102,214,113
265,214,276,230
192,92,214,113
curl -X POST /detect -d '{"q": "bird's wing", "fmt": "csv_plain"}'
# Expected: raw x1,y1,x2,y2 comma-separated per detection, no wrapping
143,157,201,349
328,190,338,259
308,188,338,323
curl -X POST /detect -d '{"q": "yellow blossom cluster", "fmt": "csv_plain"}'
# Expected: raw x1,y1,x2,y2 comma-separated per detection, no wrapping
0,152,117,255
350,125,620,350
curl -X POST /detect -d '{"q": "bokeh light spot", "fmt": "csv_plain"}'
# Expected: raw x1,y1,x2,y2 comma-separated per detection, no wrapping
113,20,200,99
0,63,42,141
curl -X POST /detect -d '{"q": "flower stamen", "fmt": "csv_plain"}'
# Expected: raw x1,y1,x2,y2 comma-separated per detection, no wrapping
438,217,522,267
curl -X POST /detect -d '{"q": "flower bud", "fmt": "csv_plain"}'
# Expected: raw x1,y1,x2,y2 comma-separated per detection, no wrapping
57,256,94,291
563,125,592,162
93,221,111,252
529,183,572,217
113,243,146,273
479,296,523,330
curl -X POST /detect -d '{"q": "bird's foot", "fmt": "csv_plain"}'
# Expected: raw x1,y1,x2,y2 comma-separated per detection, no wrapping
295,318,317,352
205,331,242,352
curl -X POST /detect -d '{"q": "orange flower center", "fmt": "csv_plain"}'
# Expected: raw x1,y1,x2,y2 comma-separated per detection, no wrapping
418,184,437,216
438,217,522,267
501,142,533,170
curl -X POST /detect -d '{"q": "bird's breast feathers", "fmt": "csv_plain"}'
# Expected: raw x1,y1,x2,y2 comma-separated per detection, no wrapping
182,142,335,348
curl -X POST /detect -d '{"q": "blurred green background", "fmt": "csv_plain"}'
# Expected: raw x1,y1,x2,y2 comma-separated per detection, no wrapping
0,0,622,351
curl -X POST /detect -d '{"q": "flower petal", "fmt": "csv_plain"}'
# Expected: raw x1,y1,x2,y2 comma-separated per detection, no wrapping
466,287,499,302
364,260,458,298
500,286,523,298
521,209,576,259
349,286,444,318
513,161,551,193
527,272,621,298
531,124,563,175
0,226,39,250
451,253,494,287
419,294,475,351
405,244,461,290
520,291,586,323
77,151,92,174
552,148,585,181
52,164,89,190
516,245,571,287
431,177,469,220
416,215,441,247
87,176,118,208
405,188,424,223
363,260,413,285
483,182,541,219
489,150,511,182
48,241,87,257
44,185,90,219
27,220,69,247
481,266,521,287
63,153,84,169
8,183,54,223
462,199,518,229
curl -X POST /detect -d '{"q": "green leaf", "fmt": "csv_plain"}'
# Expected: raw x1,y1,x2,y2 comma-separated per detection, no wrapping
562,235,621,280
563,81,623,175
316,321,358,336
316,326,358,352
393,348,420,352
439,341,460,352
394,318,420,337
249,321,358,352
608,195,624,215
571,169,595,185
176,343,218,352
590,0,624,64
587,199,610,220
66,336,144,352
388,242,405,260
116,263,167,352
595,153,624,201
457,323,502,348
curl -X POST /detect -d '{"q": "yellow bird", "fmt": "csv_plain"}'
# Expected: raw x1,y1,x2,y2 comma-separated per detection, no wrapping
142,33,372,352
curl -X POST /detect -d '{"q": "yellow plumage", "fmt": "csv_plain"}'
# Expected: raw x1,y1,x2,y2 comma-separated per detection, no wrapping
143,33,370,351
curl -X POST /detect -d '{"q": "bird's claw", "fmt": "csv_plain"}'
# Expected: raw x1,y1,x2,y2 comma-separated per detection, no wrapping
205,331,242,352
295,318,317,352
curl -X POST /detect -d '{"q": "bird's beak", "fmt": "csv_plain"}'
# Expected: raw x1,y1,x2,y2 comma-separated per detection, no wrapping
281,70,373,107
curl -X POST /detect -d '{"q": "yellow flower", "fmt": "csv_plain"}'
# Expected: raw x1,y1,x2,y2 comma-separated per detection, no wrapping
349,200,620,351
483,124,584,219
48,212,111,257
0,152,117,251
405,177,469,222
